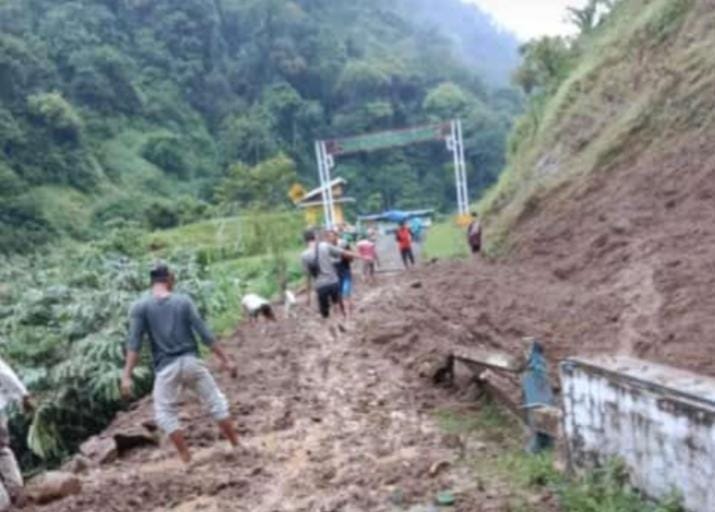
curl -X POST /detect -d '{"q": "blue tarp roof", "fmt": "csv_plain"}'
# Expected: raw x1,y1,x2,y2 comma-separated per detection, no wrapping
357,209,434,222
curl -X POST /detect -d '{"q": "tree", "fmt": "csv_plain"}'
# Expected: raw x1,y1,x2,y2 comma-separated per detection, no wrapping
567,0,615,35
513,37,573,95
26,92,83,143
0,0,522,251
423,82,471,120
220,109,278,166
141,134,190,179
143,200,180,230
215,153,298,210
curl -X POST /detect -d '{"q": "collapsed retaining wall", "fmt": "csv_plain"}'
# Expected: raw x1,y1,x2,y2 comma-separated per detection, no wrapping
560,355,715,512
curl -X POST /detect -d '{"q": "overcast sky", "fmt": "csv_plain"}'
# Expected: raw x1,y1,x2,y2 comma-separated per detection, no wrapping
468,0,588,40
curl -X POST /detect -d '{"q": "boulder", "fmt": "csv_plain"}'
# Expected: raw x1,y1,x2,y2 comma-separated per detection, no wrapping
65,455,93,475
113,427,159,454
26,471,81,504
369,322,408,345
80,436,117,465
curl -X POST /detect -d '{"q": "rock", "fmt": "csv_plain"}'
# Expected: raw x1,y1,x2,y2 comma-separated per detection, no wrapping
26,471,81,504
113,427,159,454
410,281,423,289
141,419,158,432
464,438,487,455
610,219,631,235
428,460,450,477
529,405,562,437
388,488,404,506
66,455,93,475
370,323,408,345
80,436,117,465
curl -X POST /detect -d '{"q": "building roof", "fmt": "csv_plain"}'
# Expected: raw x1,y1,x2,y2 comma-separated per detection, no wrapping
300,178,347,203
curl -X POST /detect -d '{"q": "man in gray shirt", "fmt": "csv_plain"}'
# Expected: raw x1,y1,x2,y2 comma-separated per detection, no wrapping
121,264,239,464
301,229,366,319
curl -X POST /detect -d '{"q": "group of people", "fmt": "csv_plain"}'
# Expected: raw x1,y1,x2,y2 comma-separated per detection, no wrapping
0,213,482,507
115,215,477,473
301,227,379,320
115,227,383,471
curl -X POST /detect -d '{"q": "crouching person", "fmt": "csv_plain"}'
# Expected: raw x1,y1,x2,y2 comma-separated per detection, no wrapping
0,357,32,510
121,264,239,465
241,293,276,324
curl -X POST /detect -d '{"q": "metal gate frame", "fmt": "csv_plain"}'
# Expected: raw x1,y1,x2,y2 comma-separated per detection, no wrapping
314,119,468,228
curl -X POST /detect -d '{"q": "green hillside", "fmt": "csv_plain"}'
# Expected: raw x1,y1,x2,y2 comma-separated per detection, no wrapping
0,0,521,253
480,0,699,252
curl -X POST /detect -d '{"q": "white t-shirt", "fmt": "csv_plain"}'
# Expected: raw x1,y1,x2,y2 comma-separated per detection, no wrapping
0,357,27,413
242,294,269,313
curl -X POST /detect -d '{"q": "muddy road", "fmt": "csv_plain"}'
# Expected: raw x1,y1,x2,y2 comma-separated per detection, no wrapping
33,261,550,512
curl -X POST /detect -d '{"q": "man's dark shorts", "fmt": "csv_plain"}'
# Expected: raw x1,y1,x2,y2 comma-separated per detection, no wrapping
316,282,341,318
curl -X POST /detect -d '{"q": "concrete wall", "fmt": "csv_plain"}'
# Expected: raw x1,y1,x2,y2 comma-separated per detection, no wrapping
560,356,715,512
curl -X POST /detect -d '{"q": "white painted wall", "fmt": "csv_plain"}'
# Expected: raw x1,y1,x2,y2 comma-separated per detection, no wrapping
560,356,715,512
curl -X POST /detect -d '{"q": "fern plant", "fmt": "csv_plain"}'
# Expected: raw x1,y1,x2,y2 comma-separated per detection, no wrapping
0,241,224,466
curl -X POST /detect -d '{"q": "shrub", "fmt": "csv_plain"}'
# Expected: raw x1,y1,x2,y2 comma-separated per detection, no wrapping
144,200,180,230
141,134,190,179
26,92,83,143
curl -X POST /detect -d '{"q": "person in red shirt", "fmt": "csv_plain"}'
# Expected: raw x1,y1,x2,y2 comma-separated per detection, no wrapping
395,221,415,269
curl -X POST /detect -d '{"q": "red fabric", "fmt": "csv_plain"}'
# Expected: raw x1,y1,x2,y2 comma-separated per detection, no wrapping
357,240,377,261
396,227,412,250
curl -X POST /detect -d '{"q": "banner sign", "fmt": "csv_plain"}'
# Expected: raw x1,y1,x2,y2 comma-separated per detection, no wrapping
324,123,451,156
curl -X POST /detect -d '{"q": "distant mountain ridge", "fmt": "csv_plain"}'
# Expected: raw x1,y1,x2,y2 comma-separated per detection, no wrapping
405,0,520,86
0,0,522,252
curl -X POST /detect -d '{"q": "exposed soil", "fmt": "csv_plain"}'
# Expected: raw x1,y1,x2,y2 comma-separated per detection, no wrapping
500,134,715,376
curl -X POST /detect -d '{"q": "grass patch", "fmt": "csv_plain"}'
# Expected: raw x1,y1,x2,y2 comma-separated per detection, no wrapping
433,403,684,512
423,219,470,260
30,186,93,239
147,216,245,254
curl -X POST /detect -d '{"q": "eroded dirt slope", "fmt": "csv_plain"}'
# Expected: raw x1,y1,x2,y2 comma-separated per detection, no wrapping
495,136,715,376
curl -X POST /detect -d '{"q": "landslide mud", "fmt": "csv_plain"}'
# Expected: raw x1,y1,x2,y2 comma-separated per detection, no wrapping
33,270,556,512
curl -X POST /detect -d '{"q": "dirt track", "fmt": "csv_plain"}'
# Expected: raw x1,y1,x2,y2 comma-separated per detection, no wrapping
33,260,557,512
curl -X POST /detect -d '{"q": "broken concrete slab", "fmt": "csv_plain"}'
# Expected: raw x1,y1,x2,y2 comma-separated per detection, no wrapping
453,347,523,373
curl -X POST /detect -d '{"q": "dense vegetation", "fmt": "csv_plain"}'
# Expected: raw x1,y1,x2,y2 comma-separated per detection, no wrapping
0,0,521,253
0,212,305,468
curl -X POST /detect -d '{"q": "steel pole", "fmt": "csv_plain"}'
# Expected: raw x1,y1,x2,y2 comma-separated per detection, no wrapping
320,141,336,228
314,140,331,228
450,120,464,215
456,119,469,215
